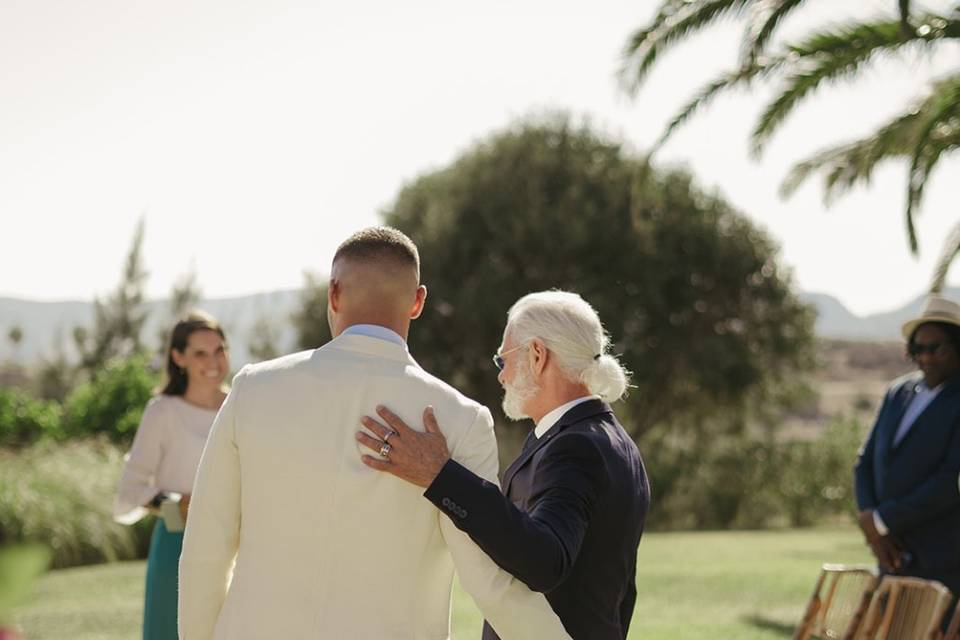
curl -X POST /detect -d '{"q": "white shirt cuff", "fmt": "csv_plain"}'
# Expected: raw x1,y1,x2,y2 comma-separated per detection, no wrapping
873,511,889,537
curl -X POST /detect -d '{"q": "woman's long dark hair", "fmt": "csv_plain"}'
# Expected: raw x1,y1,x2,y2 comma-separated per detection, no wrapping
160,310,227,396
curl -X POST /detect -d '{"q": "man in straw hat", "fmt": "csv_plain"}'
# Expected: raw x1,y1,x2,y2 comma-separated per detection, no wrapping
854,294,960,599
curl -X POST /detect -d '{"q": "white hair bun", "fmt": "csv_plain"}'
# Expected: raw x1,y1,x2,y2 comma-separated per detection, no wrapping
582,353,629,402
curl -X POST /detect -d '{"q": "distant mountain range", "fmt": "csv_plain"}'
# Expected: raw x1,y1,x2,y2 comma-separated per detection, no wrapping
799,286,960,341
1,287,957,369
0,291,303,371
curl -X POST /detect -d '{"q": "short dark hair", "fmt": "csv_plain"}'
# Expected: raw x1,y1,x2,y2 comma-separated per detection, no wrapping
161,310,227,396
909,321,960,350
332,226,420,279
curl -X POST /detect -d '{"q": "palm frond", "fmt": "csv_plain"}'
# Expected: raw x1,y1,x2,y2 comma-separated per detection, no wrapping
906,134,960,253
930,220,960,294
780,109,922,199
751,14,960,155
653,59,783,152
619,0,688,77
782,74,960,255
621,0,753,94
905,75,960,247
741,0,806,63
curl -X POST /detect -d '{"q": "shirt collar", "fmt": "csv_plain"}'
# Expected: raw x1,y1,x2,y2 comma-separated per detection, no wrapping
341,324,407,349
534,395,600,439
914,380,944,395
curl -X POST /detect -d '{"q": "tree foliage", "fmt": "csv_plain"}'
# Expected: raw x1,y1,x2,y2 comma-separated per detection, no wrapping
62,354,158,443
6,327,22,351
73,219,150,374
383,117,815,452
168,269,202,319
0,387,63,447
248,315,282,363
292,272,332,352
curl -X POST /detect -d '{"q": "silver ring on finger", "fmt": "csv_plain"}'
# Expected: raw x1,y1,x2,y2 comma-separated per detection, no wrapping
379,442,392,458
383,430,396,443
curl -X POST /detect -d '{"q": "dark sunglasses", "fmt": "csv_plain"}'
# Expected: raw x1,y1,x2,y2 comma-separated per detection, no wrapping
907,341,947,358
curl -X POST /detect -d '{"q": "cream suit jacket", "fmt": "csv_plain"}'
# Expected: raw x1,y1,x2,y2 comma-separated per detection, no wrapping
178,333,570,640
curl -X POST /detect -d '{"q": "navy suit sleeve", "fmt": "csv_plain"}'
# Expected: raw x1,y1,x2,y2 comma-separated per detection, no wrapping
619,574,637,634
425,432,608,592
877,412,960,534
854,389,891,510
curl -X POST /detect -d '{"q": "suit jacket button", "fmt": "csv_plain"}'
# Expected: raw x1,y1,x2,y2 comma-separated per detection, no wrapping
442,498,451,508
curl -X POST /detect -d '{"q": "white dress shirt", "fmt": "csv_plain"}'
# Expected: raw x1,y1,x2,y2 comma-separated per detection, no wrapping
534,395,601,439
893,381,944,447
113,395,219,524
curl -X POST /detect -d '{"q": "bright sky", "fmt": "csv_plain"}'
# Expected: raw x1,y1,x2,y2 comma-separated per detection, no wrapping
2,0,957,316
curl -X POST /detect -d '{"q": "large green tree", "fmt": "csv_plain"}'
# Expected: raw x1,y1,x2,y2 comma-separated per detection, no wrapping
621,0,959,262
382,116,815,455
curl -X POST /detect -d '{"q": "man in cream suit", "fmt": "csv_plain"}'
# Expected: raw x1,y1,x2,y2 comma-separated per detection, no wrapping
179,227,569,640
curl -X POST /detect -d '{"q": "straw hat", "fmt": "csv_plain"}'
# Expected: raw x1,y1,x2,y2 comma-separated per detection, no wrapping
901,294,960,339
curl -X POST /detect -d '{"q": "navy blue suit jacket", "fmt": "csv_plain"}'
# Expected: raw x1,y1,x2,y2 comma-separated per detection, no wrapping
854,372,960,591
425,400,650,640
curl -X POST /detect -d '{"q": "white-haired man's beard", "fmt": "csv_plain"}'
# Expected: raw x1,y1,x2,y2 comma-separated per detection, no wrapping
501,358,540,420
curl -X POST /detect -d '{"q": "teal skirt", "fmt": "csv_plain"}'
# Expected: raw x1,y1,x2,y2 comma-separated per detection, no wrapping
143,519,183,640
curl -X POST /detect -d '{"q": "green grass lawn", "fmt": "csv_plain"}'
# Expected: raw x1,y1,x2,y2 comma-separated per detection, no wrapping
15,527,870,639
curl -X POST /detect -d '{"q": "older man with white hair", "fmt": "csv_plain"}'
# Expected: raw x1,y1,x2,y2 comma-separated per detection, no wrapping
358,290,650,640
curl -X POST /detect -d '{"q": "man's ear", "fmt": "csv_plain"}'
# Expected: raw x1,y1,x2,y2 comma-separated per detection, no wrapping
410,285,427,320
328,279,341,312
529,338,548,378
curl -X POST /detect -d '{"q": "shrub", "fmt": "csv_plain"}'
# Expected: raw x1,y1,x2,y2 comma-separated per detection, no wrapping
772,418,863,527
646,417,864,530
62,354,158,443
0,387,63,447
0,439,152,568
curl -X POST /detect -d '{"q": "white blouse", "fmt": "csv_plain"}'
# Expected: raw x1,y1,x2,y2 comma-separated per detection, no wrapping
113,394,219,524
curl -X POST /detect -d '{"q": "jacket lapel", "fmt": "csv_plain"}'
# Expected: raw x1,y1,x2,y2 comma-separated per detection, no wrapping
884,379,920,453
892,375,960,450
502,399,612,494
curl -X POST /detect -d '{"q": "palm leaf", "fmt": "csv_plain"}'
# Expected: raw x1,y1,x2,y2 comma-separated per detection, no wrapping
621,0,753,94
905,133,960,252
741,0,807,63
751,13,960,155
780,109,922,199
930,220,960,294
905,75,960,250
653,59,783,152
619,0,688,77
782,75,960,255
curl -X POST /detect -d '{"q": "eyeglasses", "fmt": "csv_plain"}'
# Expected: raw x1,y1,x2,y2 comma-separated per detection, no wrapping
907,341,948,358
492,343,528,371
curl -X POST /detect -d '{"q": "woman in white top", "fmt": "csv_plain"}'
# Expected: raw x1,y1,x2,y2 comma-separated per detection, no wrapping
114,310,229,640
